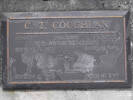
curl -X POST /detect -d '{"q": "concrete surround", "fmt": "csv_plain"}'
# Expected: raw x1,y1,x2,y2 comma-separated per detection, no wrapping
0,0,133,100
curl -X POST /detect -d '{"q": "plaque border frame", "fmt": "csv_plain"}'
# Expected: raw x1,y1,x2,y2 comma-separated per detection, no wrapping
2,11,131,89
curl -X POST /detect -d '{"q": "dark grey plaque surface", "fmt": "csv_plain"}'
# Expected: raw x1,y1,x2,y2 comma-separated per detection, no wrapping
1,11,131,90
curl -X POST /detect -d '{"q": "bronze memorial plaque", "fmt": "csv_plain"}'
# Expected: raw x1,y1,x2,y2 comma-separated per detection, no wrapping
1,11,131,90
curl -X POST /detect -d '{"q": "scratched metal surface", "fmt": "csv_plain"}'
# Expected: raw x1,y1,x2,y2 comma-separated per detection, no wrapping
6,12,126,84
0,0,133,100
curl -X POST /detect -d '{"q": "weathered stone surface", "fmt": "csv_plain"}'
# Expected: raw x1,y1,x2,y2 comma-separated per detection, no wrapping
0,87,132,100
0,0,133,99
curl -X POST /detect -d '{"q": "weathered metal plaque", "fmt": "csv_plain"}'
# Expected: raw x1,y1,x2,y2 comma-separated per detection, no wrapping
1,11,131,90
